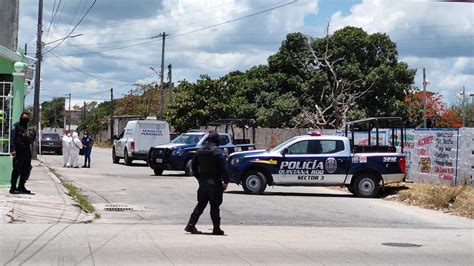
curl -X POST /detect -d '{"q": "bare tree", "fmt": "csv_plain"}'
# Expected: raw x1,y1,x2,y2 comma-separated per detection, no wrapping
293,22,372,129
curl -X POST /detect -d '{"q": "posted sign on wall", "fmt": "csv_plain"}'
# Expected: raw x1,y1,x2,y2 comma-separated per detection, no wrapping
404,129,460,184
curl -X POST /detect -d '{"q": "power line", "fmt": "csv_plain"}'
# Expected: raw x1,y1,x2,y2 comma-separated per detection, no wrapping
172,1,298,38
84,1,291,39
66,0,84,35
45,0,97,55
45,48,156,88
95,0,237,29
43,0,62,43
57,1,298,57
46,49,128,86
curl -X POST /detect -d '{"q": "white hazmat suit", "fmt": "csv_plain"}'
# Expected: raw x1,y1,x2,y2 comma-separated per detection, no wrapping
61,133,72,167
69,132,83,168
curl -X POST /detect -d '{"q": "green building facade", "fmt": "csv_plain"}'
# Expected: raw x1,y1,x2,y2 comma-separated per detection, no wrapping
0,45,29,186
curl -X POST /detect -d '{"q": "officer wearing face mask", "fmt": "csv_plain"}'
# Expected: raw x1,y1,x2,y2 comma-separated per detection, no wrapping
185,131,229,235
10,112,36,194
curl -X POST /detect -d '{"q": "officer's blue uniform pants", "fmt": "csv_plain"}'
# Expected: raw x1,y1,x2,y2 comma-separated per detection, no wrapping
83,148,92,167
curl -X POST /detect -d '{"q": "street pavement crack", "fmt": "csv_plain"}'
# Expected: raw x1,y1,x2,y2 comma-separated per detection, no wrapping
88,240,96,266
143,228,175,265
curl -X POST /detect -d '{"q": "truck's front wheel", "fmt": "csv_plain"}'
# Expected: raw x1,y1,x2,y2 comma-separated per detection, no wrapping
242,170,267,195
153,168,163,176
354,174,381,198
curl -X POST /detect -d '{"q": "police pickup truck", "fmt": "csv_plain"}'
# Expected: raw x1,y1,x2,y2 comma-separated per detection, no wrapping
228,117,407,198
148,131,256,176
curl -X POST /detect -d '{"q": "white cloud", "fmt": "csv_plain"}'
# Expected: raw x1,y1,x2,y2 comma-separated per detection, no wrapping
20,0,319,104
330,0,474,104
454,57,474,75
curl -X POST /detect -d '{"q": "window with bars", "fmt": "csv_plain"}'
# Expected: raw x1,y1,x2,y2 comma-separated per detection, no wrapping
0,82,12,155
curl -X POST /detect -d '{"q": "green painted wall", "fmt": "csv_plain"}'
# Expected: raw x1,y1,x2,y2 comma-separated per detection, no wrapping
0,56,14,73
0,48,26,186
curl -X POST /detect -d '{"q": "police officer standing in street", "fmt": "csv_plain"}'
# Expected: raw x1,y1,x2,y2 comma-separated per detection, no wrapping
185,131,229,235
81,132,94,168
10,112,36,194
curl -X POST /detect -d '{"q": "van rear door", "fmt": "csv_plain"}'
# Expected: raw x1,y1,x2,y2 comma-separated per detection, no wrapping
136,121,170,153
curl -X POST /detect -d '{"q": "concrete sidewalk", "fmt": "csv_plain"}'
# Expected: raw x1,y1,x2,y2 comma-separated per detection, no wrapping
0,224,472,265
0,158,472,265
0,160,94,224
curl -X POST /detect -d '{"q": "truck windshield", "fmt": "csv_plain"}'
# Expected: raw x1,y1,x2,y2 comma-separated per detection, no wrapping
171,134,204,145
270,137,299,152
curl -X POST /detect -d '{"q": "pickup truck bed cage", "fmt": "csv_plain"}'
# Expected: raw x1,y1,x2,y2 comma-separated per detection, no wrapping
206,119,256,144
345,117,404,153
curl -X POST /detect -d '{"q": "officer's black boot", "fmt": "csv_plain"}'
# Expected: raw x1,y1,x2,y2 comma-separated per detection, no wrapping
10,181,17,194
9,186,18,194
212,218,224,235
17,177,31,194
184,213,201,234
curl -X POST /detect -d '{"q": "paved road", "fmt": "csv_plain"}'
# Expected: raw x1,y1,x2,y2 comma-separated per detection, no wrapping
40,148,471,230
0,148,471,265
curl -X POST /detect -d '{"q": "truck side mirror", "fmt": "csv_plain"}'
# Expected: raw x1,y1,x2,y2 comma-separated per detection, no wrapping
112,135,118,140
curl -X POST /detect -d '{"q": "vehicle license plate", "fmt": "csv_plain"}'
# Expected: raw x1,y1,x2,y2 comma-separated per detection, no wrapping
156,158,163,163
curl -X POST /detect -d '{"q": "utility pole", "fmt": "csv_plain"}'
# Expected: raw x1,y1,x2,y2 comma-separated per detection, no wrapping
167,63,172,104
110,88,114,139
470,93,474,127
32,0,43,160
83,101,87,121
159,32,168,120
68,93,71,131
461,86,466,127
422,68,428,128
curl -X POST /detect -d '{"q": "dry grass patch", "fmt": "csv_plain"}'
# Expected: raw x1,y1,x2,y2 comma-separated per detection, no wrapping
389,182,473,219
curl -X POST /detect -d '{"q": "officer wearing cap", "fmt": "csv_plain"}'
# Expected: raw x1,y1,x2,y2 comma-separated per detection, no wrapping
185,131,229,235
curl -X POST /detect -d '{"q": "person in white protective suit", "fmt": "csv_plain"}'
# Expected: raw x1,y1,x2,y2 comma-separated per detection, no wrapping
69,132,83,168
61,131,72,167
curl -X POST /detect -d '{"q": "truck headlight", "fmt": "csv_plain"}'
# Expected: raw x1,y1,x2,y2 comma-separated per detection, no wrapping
172,149,184,156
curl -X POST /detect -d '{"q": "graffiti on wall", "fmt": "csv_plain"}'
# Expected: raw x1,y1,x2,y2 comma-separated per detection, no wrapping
404,129,459,184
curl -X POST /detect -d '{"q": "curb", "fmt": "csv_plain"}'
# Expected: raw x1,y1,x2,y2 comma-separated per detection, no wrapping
37,159,69,195
36,158,96,222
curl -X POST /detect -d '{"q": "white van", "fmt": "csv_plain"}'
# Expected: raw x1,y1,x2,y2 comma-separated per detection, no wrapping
112,119,170,165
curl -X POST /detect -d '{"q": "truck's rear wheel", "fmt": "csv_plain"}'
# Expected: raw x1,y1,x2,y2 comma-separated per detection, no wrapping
184,160,193,176
354,174,381,198
242,170,267,195
153,168,163,176
124,149,133,166
112,148,119,164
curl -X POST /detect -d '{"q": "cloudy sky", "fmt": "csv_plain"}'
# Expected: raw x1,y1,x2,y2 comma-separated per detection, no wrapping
18,0,473,107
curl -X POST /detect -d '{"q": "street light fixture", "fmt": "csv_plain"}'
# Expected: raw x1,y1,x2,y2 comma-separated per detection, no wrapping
43,34,83,46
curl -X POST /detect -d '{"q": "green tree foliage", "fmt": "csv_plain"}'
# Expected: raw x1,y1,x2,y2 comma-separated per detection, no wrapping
41,97,65,128
114,83,168,117
167,75,244,132
77,101,112,135
132,26,414,131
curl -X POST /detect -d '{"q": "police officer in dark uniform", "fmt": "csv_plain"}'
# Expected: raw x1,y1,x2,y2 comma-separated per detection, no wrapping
10,112,36,194
81,132,94,168
185,131,229,235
